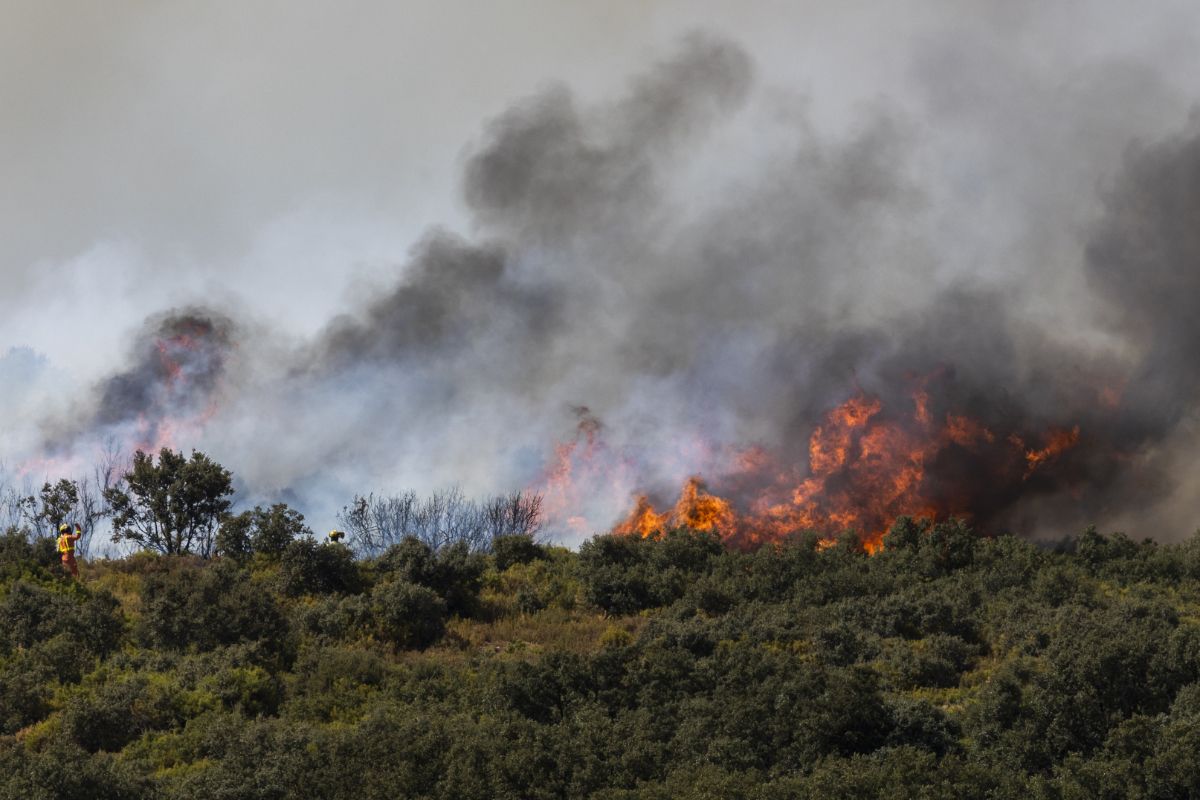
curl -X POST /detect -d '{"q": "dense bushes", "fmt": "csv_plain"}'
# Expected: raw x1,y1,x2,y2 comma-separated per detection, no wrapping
216,503,311,561
138,561,289,655
5,523,1200,798
491,533,548,572
372,580,447,649
577,529,723,614
278,539,360,596
0,581,123,658
377,538,485,616
0,528,58,580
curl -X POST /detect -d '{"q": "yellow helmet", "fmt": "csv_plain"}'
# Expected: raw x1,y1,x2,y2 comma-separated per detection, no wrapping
58,523,70,533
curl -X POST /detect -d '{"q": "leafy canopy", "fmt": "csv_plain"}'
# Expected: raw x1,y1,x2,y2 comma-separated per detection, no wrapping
105,448,233,557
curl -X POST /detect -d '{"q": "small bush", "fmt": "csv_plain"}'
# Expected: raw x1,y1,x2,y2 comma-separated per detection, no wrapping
378,538,485,617
279,539,361,596
492,534,547,572
371,580,447,649
62,674,184,752
138,561,289,654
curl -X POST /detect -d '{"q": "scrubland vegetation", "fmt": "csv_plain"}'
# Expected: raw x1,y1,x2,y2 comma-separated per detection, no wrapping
6,500,1200,798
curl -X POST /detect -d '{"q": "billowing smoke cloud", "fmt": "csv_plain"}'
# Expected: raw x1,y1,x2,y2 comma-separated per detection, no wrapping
26,310,236,481
90,311,234,432
1086,129,1200,436
11,28,1200,545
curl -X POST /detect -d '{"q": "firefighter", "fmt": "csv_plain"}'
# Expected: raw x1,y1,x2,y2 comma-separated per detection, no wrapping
57,523,83,578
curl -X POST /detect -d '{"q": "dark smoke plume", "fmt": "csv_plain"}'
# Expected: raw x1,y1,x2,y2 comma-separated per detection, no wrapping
22,33,1200,544
40,309,236,465
92,310,234,428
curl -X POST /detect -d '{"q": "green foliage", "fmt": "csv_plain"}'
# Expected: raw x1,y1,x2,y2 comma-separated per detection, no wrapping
294,593,373,642
486,547,580,615
6,521,1200,797
577,529,724,615
0,740,152,800
278,538,360,596
0,527,58,580
492,533,548,572
213,512,253,561
371,579,447,649
378,538,485,616
137,560,288,655
217,503,311,561
0,580,123,660
62,672,186,752
37,478,79,532
105,448,234,557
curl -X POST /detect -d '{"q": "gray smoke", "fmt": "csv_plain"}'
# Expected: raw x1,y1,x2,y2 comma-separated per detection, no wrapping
11,26,1200,545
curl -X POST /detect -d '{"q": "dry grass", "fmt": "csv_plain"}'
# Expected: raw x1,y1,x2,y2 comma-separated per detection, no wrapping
398,607,648,666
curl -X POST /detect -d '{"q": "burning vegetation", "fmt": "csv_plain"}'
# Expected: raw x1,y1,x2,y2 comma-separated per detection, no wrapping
32,311,235,471
610,371,1102,552
14,37,1200,552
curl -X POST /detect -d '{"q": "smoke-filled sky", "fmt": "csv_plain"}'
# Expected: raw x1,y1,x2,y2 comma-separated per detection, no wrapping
4,1,1200,544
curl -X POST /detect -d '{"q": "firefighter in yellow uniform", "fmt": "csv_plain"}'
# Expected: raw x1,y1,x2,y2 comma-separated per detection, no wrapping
57,523,82,578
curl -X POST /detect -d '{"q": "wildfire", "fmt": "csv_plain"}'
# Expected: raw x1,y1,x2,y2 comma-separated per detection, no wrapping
129,326,226,453
612,379,1085,553
21,315,233,483
613,494,670,538
613,477,734,538
535,408,638,536
1013,426,1081,478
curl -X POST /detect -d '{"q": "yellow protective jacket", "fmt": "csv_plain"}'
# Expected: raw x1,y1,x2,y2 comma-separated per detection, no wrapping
57,533,79,555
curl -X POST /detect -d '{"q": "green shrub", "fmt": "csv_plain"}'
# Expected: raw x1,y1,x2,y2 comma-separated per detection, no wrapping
0,581,123,660
888,634,976,689
294,593,373,642
138,561,289,654
491,533,547,572
378,538,485,617
279,539,361,596
219,503,312,561
371,580,447,649
0,528,58,580
0,740,152,800
578,530,724,615
0,650,55,735
61,674,184,752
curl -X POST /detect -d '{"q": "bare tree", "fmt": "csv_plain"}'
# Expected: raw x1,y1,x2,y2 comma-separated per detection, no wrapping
339,490,419,555
339,488,544,556
415,487,486,551
12,444,123,556
0,469,35,535
75,443,123,557
482,491,544,541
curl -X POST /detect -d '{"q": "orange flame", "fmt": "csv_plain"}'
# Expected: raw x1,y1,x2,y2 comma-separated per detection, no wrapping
614,382,1083,554
612,495,670,538
1015,426,1081,478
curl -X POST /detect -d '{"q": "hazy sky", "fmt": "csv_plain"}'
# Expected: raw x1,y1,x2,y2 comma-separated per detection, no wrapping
5,1,1200,543
4,0,1194,373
